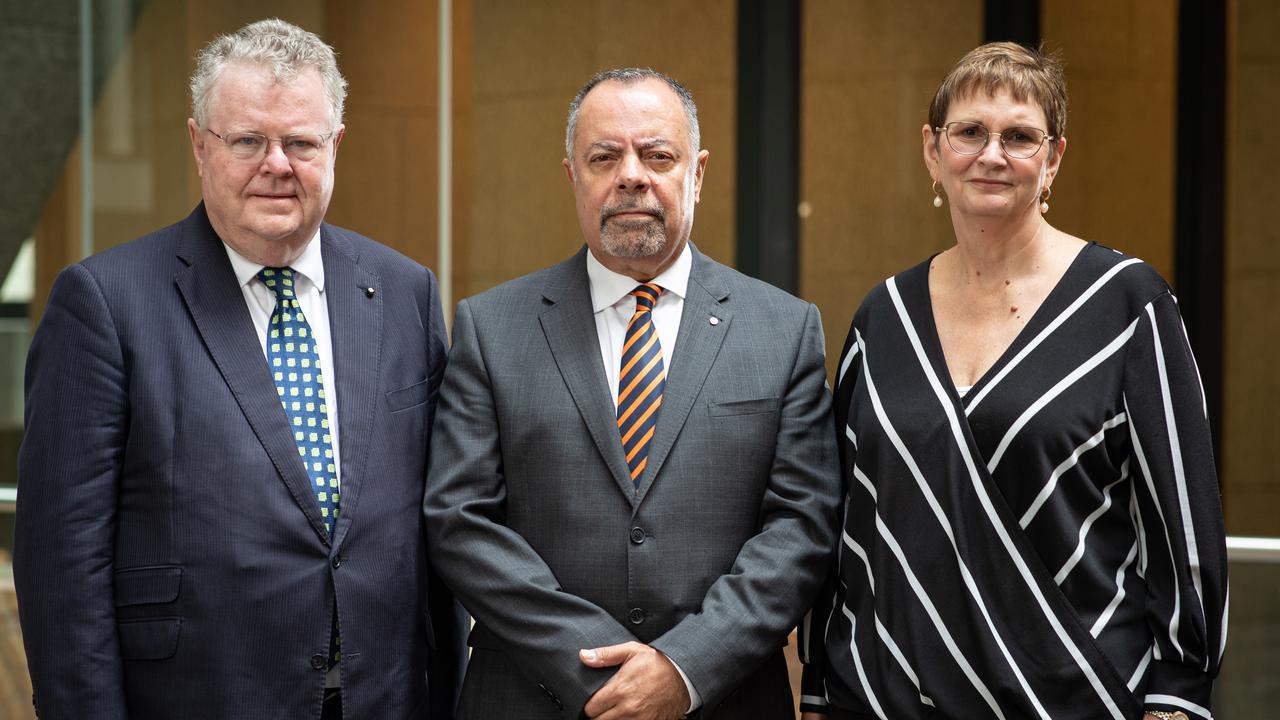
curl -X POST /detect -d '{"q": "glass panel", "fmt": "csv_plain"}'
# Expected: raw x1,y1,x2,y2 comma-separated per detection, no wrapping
1223,0,1280,536
1214,559,1280,717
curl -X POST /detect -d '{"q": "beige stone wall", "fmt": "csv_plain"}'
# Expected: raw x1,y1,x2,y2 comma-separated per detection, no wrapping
1223,0,1280,534
1042,0,1177,279
324,0,440,266
799,0,983,371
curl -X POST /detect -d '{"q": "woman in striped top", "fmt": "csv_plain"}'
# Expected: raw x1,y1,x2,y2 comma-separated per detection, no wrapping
799,43,1227,720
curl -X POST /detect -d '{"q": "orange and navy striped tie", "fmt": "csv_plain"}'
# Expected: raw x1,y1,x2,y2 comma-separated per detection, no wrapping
618,283,665,488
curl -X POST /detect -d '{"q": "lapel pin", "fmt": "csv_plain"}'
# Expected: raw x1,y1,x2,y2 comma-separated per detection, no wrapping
365,287,375,298
708,315,720,326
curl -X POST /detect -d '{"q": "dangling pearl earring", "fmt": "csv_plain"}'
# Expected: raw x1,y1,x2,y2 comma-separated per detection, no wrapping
1040,185,1052,214
932,180,944,208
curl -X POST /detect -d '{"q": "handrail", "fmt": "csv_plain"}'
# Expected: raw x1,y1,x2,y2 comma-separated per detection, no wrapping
1226,536,1280,563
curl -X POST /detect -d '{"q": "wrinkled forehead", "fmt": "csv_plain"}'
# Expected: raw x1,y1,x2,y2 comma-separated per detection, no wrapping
209,62,333,128
576,79,692,146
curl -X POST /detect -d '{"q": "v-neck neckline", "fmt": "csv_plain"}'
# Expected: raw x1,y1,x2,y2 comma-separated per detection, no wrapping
919,241,1097,408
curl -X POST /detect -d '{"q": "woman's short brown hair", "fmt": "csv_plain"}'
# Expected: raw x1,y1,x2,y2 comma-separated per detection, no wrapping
928,42,1067,140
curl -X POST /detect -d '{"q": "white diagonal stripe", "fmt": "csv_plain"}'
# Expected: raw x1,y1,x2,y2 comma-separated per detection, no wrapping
800,694,828,708
965,257,1143,414
1021,413,1128,528
886,278,1126,720
1054,460,1130,585
1091,538,1139,638
841,605,890,720
838,341,861,386
1125,392,1186,662
1126,646,1152,691
987,318,1139,473
1144,694,1213,720
1146,303,1207,647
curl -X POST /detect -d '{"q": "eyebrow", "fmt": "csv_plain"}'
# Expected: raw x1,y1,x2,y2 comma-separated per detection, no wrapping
584,138,678,154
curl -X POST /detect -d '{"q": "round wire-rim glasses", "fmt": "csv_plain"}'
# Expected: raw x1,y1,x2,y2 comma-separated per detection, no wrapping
205,128,336,162
935,121,1055,160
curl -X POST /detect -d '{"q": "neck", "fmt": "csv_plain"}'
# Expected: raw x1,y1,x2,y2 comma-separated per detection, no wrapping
948,209,1054,281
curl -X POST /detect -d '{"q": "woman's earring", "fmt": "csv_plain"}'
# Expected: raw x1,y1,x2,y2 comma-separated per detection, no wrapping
932,180,944,208
1040,185,1052,214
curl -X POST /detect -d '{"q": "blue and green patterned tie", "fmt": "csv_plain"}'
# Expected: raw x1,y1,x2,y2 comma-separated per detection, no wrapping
258,267,341,536
259,267,342,666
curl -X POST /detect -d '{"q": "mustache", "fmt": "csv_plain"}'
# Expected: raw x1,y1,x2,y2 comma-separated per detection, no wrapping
599,202,663,227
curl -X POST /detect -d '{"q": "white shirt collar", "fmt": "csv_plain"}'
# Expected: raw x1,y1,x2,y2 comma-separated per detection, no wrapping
586,242,692,313
223,228,326,292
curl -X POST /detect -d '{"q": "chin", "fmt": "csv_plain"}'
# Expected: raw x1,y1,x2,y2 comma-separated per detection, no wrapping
250,215,304,239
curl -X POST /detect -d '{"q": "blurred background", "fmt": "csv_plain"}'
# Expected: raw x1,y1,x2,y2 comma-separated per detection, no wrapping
0,0,1274,717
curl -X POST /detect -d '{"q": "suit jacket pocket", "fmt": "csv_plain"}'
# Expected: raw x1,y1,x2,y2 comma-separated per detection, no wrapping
117,617,182,660
707,397,780,417
386,378,432,413
114,565,183,607
115,566,183,659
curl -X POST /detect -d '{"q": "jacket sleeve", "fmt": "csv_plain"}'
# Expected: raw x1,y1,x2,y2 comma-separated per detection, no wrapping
649,302,843,709
15,264,130,718
799,310,861,715
1122,291,1228,720
423,299,637,716
417,265,470,719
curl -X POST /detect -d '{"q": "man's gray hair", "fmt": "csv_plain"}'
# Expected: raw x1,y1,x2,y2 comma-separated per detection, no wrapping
565,68,700,158
190,18,348,129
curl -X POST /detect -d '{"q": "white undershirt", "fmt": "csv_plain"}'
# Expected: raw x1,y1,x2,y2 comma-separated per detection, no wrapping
223,233,343,688
585,242,702,712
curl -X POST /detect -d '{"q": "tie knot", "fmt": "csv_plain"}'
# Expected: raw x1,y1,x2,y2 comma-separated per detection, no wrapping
631,283,662,311
258,267,298,302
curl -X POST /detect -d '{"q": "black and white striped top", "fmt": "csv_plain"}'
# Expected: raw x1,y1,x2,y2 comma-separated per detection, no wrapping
800,243,1228,720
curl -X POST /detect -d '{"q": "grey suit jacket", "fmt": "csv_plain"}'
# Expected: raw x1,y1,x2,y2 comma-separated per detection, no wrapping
424,244,841,718
15,204,465,719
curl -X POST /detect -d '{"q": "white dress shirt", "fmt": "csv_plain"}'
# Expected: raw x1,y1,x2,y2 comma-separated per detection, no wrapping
585,242,702,712
223,233,343,688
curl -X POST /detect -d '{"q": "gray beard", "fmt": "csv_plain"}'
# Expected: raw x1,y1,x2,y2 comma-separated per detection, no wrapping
599,216,667,258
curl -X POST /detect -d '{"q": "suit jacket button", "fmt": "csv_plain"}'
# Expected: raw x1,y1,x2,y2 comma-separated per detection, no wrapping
629,527,645,544
310,654,328,670
332,554,342,569
628,607,645,625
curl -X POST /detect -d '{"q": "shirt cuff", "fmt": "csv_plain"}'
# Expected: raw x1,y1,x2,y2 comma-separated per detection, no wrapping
666,655,702,713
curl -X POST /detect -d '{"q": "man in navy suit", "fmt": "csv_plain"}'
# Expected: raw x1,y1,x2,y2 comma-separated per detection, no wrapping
14,19,463,719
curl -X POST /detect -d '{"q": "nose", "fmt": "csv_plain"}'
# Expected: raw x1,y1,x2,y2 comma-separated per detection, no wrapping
260,140,294,175
615,152,649,192
976,133,1007,165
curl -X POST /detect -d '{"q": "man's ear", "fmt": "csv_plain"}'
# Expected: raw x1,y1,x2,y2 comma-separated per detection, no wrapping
188,118,206,177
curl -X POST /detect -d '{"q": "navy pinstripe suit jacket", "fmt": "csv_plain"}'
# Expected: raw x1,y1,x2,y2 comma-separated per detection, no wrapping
15,204,465,719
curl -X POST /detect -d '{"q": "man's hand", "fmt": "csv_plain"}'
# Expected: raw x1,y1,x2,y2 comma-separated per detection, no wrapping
580,642,690,720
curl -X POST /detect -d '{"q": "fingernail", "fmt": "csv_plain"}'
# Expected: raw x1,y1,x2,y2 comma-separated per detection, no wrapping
581,649,597,662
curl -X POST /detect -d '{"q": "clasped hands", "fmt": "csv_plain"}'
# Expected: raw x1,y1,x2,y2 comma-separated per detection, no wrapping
579,641,691,720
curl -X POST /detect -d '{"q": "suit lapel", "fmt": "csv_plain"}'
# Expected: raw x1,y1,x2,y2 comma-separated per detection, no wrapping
319,226,382,549
173,205,331,543
538,249,638,505
636,246,731,501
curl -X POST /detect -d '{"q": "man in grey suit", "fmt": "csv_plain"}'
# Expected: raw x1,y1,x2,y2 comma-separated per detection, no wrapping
424,68,841,719
15,20,463,719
